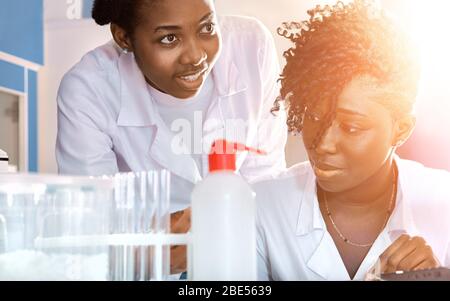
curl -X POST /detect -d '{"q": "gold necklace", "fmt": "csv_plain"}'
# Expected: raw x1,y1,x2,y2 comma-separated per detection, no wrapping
323,166,397,248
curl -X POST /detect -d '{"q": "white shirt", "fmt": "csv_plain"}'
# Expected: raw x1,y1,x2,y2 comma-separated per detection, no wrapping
252,158,450,281
148,75,215,174
56,16,287,212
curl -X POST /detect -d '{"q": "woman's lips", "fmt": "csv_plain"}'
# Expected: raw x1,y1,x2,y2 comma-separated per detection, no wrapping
176,68,208,91
179,68,207,81
313,165,345,178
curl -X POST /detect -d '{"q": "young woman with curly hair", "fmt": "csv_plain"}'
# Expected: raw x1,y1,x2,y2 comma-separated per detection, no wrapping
254,0,450,280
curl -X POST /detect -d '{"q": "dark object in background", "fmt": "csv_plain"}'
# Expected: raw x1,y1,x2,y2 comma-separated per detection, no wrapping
381,268,450,281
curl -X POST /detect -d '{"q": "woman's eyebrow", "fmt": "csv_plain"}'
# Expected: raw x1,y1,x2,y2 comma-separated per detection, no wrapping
336,108,368,117
154,12,214,32
154,24,181,32
199,12,214,23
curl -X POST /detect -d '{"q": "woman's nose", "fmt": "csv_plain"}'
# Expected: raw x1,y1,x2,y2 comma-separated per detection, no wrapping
180,38,207,66
314,125,338,155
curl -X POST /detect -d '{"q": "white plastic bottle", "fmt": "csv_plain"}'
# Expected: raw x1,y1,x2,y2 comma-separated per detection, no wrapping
0,149,9,173
191,140,266,281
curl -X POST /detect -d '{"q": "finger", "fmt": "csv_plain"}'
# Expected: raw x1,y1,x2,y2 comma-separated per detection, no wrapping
380,234,411,258
181,209,192,232
170,245,187,273
395,238,433,271
171,211,184,232
170,210,190,273
409,236,426,247
172,219,185,233
379,235,411,272
397,246,431,271
382,241,418,274
171,209,191,233
412,258,440,271
170,210,184,223
173,218,190,233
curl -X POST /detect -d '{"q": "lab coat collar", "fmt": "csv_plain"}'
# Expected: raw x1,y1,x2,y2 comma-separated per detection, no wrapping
149,124,203,184
116,44,247,127
117,51,159,127
296,165,326,236
385,156,418,238
210,49,248,98
295,157,417,237
295,173,350,280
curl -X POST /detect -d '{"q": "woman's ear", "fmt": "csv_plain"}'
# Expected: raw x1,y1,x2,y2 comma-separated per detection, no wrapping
393,114,416,147
110,23,133,53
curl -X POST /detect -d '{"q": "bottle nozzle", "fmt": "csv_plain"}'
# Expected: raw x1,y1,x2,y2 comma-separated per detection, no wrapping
208,140,267,172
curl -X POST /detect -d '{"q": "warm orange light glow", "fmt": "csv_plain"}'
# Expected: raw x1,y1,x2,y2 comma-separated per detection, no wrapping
409,0,450,80
396,0,450,171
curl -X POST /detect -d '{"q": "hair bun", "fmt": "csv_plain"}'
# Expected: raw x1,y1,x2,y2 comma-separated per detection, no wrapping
92,0,119,26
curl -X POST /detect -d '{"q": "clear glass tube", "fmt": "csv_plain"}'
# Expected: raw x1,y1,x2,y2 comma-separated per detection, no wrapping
108,170,171,281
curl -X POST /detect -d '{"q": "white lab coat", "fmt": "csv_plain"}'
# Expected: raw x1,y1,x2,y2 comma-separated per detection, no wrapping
253,157,450,281
56,16,287,212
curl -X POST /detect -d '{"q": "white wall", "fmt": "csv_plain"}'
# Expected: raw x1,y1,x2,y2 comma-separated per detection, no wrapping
38,0,110,173
0,91,20,170
38,20,110,173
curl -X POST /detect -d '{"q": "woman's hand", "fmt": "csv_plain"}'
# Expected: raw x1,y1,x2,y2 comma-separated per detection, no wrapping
379,234,440,274
170,208,191,274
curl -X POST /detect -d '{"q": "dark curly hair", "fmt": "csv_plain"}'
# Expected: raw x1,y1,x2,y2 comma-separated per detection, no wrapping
274,0,420,148
92,0,153,33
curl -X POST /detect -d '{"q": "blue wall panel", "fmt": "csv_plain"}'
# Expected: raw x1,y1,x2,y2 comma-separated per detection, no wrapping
82,0,94,18
0,0,44,65
0,60,25,92
27,70,38,172
0,1,43,172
